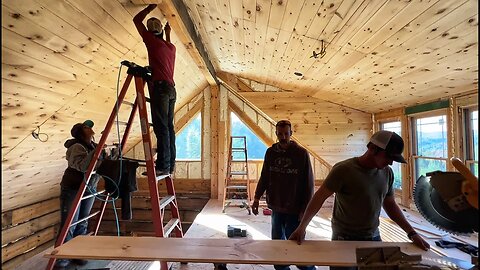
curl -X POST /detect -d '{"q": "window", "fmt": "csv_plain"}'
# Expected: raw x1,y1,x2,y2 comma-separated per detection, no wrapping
464,108,478,177
176,113,201,160
380,121,402,190
412,114,448,180
230,112,268,160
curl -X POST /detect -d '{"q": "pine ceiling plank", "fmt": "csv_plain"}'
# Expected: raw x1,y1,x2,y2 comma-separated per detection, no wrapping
2,29,103,82
92,0,142,38
375,0,469,56
284,35,323,85
280,0,305,32
358,0,439,54
1,8,111,72
253,0,271,83
229,0,243,19
264,29,292,86
260,26,281,77
268,0,288,30
2,48,77,82
231,17,246,70
303,0,343,39
193,3,223,67
344,0,411,52
274,32,303,81
319,0,369,45
64,0,138,51
293,0,324,36
330,0,388,46
242,0,256,22
242,19,256,78
1,66,81,97
2,1,126,59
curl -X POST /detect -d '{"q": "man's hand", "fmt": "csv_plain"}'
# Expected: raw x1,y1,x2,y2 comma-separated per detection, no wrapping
251,200,259,215
146,4,157,11
164,22,171,35
288,228,306,245
411,234,430,251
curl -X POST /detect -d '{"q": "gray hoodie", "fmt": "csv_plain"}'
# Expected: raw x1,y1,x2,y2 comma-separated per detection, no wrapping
61,139,100,190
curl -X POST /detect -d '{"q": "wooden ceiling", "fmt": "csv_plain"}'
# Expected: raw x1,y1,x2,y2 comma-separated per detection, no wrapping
184,0,478,112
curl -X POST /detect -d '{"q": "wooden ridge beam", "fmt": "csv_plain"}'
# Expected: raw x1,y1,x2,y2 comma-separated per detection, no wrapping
158,0,219,86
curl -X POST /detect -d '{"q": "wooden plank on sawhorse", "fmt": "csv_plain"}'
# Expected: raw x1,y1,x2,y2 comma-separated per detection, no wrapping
45,236,439,267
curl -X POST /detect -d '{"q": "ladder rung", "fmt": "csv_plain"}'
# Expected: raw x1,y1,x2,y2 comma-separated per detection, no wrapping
230,171,248,176
156,174,171,181
81,190,105,201
146,97,151,103
231,160,247,162
117,121,128,125
122,100,135,106
225,185,247,189
159,195,175,209
70,211,100,227
224,199,250,205
163,218,180,236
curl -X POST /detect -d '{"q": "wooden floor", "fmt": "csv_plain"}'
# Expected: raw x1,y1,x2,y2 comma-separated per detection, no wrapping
16,197,478,270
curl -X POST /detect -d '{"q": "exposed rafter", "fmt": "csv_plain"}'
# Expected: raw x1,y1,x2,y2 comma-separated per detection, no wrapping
158,0,219,85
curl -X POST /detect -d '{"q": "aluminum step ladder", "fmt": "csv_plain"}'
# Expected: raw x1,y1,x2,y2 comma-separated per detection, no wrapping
222,136,251,214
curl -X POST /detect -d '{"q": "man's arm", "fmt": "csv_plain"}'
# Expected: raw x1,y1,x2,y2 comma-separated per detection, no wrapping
164,22,171,43
289,184,334,244
383,196,430,250
133,4,157,37
301,152,315,217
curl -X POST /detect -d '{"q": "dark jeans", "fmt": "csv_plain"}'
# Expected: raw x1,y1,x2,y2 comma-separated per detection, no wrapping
59,186,96,243
271,211,316,270
330,232,382,270
150,80,176,172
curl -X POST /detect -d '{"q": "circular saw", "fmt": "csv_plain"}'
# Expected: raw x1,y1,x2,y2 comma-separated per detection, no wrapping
413,158,479,234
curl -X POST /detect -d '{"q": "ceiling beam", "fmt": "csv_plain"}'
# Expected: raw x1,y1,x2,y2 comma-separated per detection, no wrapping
158,0,219,86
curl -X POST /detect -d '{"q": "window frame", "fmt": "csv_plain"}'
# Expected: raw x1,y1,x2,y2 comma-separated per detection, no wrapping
461,106,478,175
409,109,449,180
378,120,403,192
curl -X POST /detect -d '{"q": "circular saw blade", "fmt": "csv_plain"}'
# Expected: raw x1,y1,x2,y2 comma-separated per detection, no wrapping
414,175,478,235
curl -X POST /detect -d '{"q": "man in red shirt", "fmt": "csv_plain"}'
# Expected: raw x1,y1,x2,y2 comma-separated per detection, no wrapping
134,4,177,176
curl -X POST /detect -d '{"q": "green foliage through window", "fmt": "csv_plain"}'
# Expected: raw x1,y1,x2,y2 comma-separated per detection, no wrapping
176,113,201,160
381,121,402,190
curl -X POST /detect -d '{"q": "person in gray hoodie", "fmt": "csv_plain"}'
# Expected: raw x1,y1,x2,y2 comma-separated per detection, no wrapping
55,120,101,269
252,120,315,270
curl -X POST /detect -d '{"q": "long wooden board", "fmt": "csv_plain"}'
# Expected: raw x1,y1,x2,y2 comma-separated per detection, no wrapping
45,236,438,266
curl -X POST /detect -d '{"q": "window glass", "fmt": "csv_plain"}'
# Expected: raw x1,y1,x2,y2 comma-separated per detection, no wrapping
380,121,402,190
416,115,448,158
176,113,201,160
231,112,267,160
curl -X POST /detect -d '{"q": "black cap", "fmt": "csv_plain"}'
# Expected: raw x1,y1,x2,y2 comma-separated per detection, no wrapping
370,130,407,163
70,120,94,139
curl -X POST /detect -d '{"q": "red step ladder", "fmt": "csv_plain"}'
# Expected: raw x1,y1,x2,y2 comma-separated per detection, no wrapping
46,61,183,270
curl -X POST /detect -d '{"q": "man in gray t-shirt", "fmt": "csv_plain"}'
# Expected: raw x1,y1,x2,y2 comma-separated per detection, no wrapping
289,130,430,270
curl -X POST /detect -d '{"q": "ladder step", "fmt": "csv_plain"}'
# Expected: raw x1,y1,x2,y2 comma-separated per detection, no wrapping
81,190,105,201
163,218,180,236
226,185,247,189
117,121,128,125
156,174,171,181
122,100,135,107
224,199,250,205
70,211,100,227
146,97,151,103
159,195,176,209
232,147,246,151
230,171,248,176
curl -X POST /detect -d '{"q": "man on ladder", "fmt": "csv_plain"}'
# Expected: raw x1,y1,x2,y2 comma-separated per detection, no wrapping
134,4,177,176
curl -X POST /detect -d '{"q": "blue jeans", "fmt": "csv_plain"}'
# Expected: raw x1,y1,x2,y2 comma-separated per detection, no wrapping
59,186,96,243
271,211,316,270
150,80,176,172
330,232,382,270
